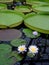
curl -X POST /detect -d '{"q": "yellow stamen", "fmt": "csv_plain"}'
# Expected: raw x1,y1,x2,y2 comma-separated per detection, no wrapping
19,47,25,51
31,47,36,52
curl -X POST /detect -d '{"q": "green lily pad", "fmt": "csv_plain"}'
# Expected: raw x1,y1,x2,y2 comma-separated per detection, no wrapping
6,57,16,65
32,5,49,14
27,52,35,57
0,4,7,10
0,29,22,41
10,51,23,61
0,10,24,28
0,51,22,65
23,28,40,38
0,44,11,54
26,0,48,5
0,56,16,65
0,0,13,3
15,0,26,2
24,13,49,34
0,44,22,64
11,39,26,47
15,5,32,13
0,44,23,64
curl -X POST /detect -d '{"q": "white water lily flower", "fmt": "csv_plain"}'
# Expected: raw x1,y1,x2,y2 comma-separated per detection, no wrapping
32,31,38,36
28,45,38,54
18,45,27,53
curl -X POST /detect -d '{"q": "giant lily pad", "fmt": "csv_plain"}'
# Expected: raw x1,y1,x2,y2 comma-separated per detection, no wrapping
24,13,49,34
0,29,22,41
0,10,24,28
0,4,7,10
26,0,48,6
32,5,49,14
0,0,13,3
15,0,26,2
11,39,26,47
15,5,32,13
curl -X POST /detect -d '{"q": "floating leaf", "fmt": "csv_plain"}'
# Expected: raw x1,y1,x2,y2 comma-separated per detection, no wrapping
26,0,48,5
39,0,49,3
24,13,49,34
0,29,22,41
0,0,13,3
6,57,16,65
0,44,12,60
23,28,40,38
15,5,32,13
27,52,35,57
0,54,16,65
0,56,16,65
15,0,26,2
10,51,23,61
0,44,11,54
11,39,26,47
0,4,7,10
0,44,23,64
32,5,49,14
0,10,24,28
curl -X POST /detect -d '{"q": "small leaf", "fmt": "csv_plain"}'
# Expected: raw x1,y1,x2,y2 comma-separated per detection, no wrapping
6,57,16,65
11,39,26,47
0,44,11,54
27,52,35,57
10,51,23,61
0,44,16,65
0,56,16,65
23,28,40,38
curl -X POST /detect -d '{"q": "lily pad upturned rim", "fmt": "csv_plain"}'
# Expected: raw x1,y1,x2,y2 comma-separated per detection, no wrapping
15,5,32,13
0,4,7,10
0,0,13,3
32,5,49,14
0,10,24,16
26,0,48,5
0,10,24,28
24,13,49,34
0,4,6,7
